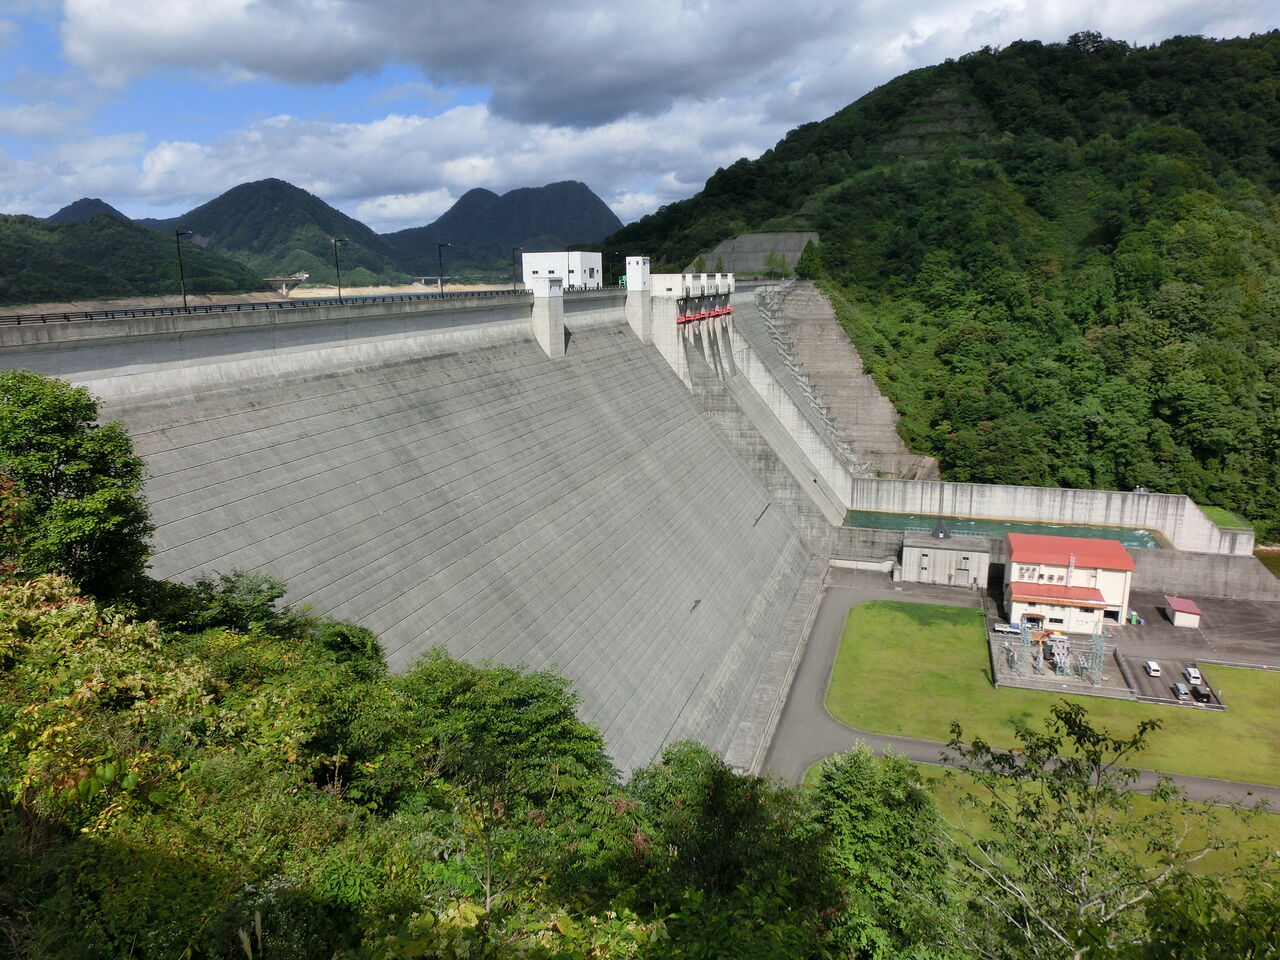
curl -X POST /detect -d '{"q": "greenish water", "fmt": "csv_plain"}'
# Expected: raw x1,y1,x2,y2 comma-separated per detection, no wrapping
843,510,1163,550
1257,551,1280,578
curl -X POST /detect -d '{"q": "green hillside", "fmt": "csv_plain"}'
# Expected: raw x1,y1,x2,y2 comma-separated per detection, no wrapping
610,32,1280,539
138,178,411,287
0,213,261,307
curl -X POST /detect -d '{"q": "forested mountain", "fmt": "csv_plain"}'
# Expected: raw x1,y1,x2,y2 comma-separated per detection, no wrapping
610,31,1280,539
45,198,132,225
137,178,410,287
0,213,262,307
130,178,621,282
382,180,624,274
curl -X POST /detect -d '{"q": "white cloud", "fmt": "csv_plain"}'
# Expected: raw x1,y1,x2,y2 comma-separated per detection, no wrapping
354,189,456,233
0,102,82,139
4,0,1276,228
116,99,789,229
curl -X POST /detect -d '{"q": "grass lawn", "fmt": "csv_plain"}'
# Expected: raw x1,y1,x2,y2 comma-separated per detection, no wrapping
1199,505,1253,531
920,767,1280,878
824,600,1280,786
803,759,1280,879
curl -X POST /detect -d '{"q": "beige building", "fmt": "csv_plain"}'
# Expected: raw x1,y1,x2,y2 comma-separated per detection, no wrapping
900,522,990,589
1005,533,1133,634
1165,595,1203,628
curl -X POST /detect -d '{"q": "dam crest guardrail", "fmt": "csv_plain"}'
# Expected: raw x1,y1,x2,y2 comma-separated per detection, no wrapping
0,288,536,326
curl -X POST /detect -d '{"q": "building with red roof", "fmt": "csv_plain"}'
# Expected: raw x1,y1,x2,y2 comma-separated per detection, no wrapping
1005,533,1133,634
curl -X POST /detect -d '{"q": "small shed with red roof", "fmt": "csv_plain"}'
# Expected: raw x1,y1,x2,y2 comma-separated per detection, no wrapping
1164,595,1203,628
1005,533,1134,635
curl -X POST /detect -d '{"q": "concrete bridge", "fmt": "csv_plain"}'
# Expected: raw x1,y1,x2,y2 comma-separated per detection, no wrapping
1,266,1271,773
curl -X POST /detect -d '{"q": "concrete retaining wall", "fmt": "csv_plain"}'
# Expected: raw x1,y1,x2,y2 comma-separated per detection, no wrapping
846,477,1253,557
727,311,855,508
563,288,627,329
1130,550,1280,601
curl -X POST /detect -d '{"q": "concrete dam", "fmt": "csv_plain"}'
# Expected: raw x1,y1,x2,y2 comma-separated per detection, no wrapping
1,264,1270,772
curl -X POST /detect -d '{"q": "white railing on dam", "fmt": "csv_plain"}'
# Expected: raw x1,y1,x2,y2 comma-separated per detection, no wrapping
0,291,538,402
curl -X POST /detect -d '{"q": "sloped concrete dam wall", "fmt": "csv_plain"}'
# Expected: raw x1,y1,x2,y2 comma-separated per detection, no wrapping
95,324,811,772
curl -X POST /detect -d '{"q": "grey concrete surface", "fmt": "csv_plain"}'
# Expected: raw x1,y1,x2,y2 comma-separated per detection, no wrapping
731,291,860,476
764,570,1280,808
1132,548,1280,601
684,232,818,275
1116,590,1280,668
1122,654,1222,707
106,324,812,774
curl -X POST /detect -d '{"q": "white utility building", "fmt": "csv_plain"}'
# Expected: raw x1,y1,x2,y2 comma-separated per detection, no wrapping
522,251,604,290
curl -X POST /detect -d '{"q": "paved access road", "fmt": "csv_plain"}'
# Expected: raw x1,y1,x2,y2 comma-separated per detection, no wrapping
762,571,1280,809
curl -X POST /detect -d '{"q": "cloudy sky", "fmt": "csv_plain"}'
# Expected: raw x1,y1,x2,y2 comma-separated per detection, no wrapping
0,1,1275,232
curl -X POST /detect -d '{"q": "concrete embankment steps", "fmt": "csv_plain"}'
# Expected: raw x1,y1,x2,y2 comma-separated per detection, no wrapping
773,282,939,480
108,324,812,773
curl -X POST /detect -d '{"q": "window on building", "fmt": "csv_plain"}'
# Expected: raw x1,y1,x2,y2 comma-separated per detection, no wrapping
569,269,576,274
1049,617,1065,625
532,270,540,275
589,267,597,278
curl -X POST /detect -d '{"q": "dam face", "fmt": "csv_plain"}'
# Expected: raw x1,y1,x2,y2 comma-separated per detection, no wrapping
2,298,813,772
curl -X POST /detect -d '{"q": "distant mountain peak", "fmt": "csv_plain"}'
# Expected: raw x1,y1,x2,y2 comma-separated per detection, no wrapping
382,181,623,270
47,198,131,225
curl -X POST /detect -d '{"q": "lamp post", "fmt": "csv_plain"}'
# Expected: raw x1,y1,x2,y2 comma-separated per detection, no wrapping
437,242,451,295
331,237,347,304
511,245,523,290
174,230,194,311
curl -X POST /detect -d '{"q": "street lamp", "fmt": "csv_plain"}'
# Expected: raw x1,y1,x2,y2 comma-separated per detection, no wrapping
174,230,194,311
437,242,451,295
511,245,523,290
331,237,348,304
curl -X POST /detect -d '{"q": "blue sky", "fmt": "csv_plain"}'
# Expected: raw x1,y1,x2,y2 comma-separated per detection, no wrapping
1,1,1276,232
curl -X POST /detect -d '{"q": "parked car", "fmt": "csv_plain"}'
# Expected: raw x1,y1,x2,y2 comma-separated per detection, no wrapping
993,622,1021,636
1173,682,1191,701
1191,684,1211,703
1145,660,1161,677
1185,666,1203,685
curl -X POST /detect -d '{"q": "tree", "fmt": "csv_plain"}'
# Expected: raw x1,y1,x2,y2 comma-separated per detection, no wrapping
795,240,823,279
0,372,151,598
714,256,725,273
694,254,707,273
810,747,962,958
945,702,1240,960
764,249,789,279
626,742,835,957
